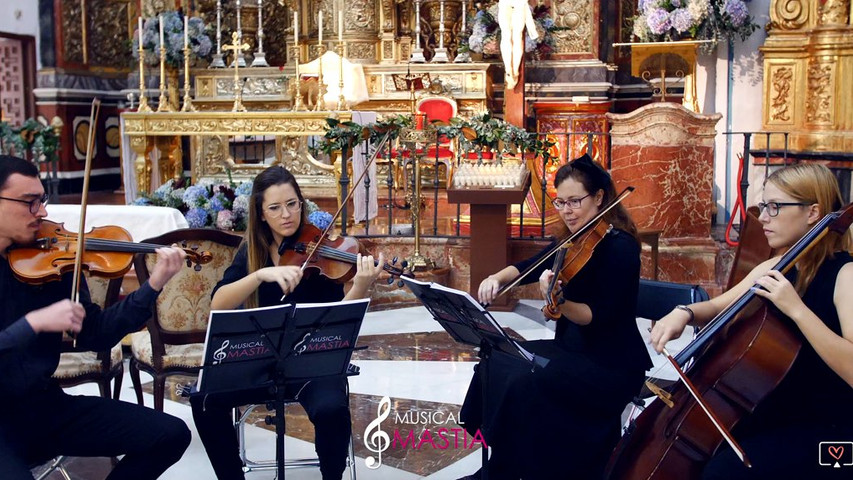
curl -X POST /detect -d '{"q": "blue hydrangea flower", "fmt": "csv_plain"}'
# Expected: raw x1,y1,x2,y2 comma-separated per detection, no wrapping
232,195,249,217
208,195,226,213
235,181,253,196
646,8,672,35
132,197,152,206
308,211,333,230
184,207,209,228
182,185,209,208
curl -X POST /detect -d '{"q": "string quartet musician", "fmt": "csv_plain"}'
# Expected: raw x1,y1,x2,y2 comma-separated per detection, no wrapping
0,155,191,478
459,154,653,479
191,165,385,480
650,163,853,479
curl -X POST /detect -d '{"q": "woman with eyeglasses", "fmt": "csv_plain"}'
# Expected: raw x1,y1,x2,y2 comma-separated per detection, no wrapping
458,154,652,479
650,162,853,479
191,165,384,480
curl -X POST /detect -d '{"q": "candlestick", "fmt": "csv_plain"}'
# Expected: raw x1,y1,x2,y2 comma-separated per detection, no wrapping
336,41,347,110
251,0,270,67
157,14,172,111
211,0,225,67
454,0,471,63
181,42,196,111
136,17,152,112
232,0,247,67
318,10,323,45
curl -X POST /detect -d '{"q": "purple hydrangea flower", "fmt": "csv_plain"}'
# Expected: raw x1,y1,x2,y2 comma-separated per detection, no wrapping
670,8,694,33
232,195,249,217
646,8,672,35
724,0,749,27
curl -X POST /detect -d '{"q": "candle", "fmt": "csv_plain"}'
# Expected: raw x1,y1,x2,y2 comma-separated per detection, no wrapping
378,3,383,31
138,17,143,48
293,11,298,45
183,16,189,49
158,14,164,48
338,11,343,42
318,10,323,45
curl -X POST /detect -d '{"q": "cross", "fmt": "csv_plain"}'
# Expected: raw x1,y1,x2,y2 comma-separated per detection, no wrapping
223,32,251,112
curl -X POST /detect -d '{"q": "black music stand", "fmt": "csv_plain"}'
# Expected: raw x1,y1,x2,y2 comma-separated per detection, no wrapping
196,299,369,479
401,277,547,480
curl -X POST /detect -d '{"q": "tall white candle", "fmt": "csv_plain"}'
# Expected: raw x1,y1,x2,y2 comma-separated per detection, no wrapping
183,16,189,49
318,10,323,45
158,14,164,48
138,17,143,47
293,11,298,45
378,3,383,31
338,11,343,42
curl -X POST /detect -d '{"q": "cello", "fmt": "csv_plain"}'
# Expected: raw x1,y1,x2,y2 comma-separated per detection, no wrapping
605,202,853,479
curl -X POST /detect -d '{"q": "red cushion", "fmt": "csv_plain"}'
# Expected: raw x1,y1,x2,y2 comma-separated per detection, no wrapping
418,98,455,123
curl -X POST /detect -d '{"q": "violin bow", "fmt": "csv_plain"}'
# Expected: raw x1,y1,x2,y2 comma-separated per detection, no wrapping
279,131,392,302
69,98,101,346
483,186,635,309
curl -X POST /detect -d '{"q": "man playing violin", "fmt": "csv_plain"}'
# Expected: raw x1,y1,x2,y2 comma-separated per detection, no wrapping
191,165,385,480
0,155,191,478
459,154,652,479
650,163,853,479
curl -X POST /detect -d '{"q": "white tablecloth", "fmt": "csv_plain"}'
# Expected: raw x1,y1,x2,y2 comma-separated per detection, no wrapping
46,205,189,242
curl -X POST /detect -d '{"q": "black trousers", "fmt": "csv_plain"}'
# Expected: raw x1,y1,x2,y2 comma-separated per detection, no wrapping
191,376,351,480
0,385,191,480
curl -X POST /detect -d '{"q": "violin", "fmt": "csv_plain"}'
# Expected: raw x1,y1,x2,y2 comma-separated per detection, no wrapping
8,220,213,285
278,223,412,284
542,219,612,320
604,202,853,479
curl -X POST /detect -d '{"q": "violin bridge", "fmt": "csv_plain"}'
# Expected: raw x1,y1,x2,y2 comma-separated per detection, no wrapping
645,380,674,408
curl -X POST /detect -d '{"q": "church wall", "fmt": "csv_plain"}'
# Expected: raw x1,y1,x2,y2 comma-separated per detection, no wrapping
0,3,40,67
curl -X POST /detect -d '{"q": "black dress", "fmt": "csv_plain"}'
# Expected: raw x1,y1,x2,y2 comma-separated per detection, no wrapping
703,252,853,480
461,228,652,479
191,241,352,480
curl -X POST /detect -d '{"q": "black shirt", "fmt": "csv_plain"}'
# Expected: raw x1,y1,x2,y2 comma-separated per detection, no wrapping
0,259,160,401
513,228,653,372
213,243,346,308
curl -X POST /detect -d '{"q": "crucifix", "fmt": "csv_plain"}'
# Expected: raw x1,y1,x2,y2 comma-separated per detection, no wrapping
223,31,251,112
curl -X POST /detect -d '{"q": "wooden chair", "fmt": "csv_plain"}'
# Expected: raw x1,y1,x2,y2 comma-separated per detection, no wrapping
128,228,242,411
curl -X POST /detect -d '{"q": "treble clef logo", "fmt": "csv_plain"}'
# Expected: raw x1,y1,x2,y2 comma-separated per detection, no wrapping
212,340,229,365
364,396,391,469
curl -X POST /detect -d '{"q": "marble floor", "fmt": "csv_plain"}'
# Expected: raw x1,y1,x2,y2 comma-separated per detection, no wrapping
41,300,693,480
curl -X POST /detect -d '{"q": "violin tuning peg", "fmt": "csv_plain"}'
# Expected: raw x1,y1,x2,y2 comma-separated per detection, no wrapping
401,260,409,269
185,259,191,268
386,277,394,285
181,240,188,248
194,263,202,272
392,256,398,265
397,280,405,288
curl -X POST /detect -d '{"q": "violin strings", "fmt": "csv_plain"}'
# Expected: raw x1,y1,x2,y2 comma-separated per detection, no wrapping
49,235,187,255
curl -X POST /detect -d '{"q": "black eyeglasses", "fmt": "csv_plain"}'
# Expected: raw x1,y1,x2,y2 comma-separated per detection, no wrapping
757,201,808,217
553,193,591,210
0,193,49,214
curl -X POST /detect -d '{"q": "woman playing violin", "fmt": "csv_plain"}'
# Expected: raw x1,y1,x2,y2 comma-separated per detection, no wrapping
650,163,853,479
459,154,652,479
191,165,384,480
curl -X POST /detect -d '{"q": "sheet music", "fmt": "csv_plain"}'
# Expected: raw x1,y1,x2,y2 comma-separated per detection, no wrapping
401,277,535,363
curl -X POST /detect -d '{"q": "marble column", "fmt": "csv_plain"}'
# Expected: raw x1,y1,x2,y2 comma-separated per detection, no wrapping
607,103,722,292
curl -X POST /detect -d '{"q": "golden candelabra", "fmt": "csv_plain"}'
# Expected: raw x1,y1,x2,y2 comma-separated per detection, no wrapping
291,46,303,112
180,45,196,112
136,43,152,112
399,127,436,271
336,41,347,111
315,45,327,111
156,46,173,112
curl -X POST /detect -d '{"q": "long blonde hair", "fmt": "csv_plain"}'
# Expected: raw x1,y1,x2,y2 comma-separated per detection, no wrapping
765,163,851,292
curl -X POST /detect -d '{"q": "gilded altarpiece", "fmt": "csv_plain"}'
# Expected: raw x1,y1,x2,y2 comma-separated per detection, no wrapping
761,0,853,153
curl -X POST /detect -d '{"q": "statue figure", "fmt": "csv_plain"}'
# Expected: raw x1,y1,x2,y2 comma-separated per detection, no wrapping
498,0,538,89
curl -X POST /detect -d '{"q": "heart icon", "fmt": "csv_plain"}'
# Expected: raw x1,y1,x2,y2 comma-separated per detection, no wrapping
829,445,844,461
